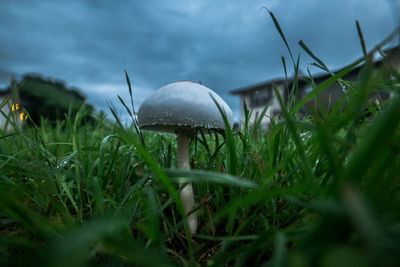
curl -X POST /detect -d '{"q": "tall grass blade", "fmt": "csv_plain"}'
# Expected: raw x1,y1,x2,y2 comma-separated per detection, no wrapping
345,95,400,183
356,20,368,59
298,40,330,73
290,61,361,115
165,169,258,188
263,8,295,65
117,95,134,119
209,93,238,175
274,87,315,184
115,127,195,256
0,96,9,110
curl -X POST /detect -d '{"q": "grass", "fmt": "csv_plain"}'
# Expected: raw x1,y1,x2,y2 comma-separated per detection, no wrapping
0,15,400,267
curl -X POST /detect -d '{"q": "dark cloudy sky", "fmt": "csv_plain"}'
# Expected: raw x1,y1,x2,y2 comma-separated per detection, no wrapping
0,0,398,117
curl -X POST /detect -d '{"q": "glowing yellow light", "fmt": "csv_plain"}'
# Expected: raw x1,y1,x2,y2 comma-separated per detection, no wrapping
11,103,21,112
19,111,28,121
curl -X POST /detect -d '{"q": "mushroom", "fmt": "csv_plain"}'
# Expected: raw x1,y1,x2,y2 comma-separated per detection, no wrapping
137,81,233,234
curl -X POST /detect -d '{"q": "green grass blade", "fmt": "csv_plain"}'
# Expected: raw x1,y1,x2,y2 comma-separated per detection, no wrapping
117,95,134,120
0,96,9,110
209,93,238,175
115,127,195,256
274,87,315,184
271,232,288,267
263,8,295,65
165,169,258,189
298,40,330,72
356,20,368,59
290,61,361,115
345,94,400,183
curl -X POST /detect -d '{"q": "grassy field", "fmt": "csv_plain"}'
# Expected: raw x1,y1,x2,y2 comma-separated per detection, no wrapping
1,19,400,267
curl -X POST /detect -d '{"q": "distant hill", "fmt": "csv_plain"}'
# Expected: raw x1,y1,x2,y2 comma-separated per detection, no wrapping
2,74,93,124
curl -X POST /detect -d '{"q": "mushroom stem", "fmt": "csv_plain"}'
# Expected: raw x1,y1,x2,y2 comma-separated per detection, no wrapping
176,130,197,234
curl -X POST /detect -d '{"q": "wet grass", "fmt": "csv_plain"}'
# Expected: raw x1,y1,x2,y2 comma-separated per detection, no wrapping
0,14,399,267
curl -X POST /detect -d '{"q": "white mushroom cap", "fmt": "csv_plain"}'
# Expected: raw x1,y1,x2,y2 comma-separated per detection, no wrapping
138,81,233,133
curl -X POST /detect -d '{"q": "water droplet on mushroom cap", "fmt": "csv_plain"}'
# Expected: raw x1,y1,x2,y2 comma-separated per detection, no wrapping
137,81,233,133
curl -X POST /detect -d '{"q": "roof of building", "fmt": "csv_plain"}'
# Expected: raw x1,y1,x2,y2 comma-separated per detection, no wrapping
230,44,399,96
230,77,288,95
230,71,334,95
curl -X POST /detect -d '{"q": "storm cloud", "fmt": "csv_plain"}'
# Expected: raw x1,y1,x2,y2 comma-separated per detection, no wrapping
0,0,398,116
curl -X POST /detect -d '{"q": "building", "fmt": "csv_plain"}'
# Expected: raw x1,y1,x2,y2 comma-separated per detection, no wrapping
0,79,25,131
230,77,289,127
231,45,400,128
0,89,17,131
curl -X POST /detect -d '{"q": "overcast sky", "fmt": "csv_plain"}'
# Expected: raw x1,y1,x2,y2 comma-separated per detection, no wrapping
0,0,398,117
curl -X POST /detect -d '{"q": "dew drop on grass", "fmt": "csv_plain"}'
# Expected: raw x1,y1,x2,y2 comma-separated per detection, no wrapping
57,160,68,169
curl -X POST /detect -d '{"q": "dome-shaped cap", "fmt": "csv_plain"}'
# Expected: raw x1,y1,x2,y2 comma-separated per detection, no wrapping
137,81,233,133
